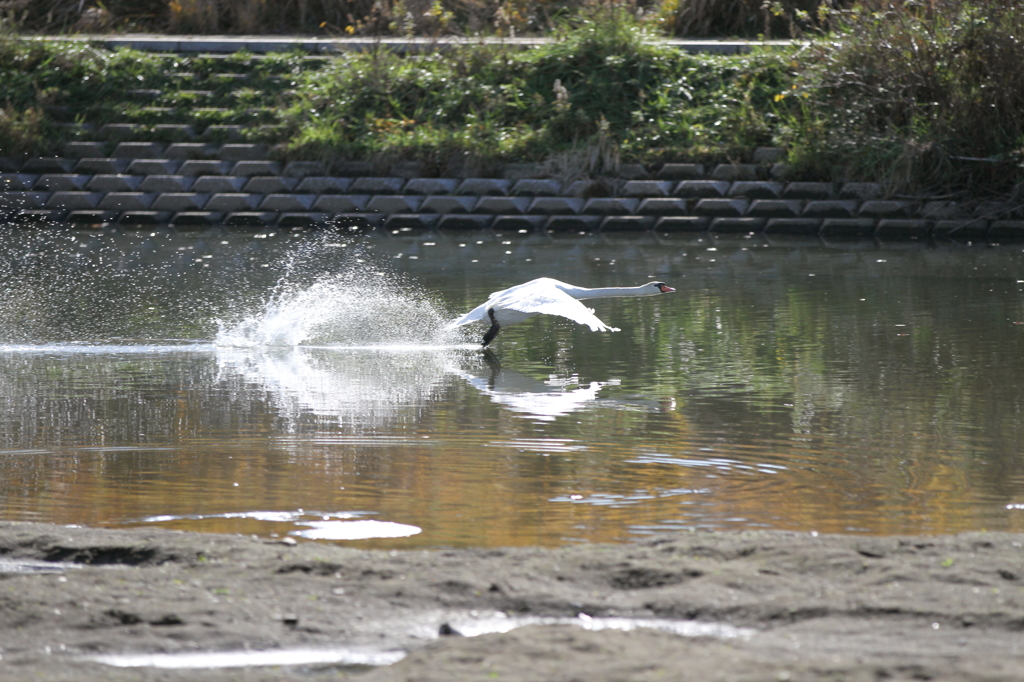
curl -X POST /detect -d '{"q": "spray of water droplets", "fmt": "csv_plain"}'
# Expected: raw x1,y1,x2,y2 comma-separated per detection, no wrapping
0,228,463,348
215,242,458,348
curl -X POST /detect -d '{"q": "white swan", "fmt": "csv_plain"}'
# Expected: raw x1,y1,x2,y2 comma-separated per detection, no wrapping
446,277,675,347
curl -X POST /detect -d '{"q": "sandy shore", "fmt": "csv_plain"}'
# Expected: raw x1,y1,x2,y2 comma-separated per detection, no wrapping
0,521,1021,681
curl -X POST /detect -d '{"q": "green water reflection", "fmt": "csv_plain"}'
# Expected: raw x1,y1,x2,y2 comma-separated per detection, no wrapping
0,228,1022,546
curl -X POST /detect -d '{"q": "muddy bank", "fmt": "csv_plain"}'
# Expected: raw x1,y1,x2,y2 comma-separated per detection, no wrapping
0,522,1021,681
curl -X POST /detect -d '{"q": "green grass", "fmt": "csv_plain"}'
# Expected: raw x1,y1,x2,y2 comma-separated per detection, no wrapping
282,16,797,173
0,41,315,153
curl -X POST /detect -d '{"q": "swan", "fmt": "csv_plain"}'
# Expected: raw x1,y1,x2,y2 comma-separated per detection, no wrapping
446,277,676,347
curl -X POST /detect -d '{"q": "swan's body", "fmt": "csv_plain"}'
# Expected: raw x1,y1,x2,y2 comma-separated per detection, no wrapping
447,277,675,347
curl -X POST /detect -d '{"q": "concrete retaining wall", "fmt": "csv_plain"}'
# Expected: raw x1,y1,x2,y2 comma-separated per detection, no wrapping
2,142,1021,240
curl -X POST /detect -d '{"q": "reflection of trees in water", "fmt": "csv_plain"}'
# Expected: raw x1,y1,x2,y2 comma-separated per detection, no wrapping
648,244,1024,529
0,350,225,448
404,235,1024,530
0,346,473,531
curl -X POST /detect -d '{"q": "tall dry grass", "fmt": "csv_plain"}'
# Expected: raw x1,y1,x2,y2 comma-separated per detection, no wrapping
167,0,382,35
655,0,840,38
783,0,1024,193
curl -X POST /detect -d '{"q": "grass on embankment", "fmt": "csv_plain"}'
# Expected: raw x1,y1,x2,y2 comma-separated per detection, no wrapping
281,19,793,177
0,16,797,172
2,0,1023,196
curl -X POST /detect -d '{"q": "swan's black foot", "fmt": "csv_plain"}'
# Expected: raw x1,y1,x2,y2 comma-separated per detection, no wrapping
482,309,500,347
482,323,500,347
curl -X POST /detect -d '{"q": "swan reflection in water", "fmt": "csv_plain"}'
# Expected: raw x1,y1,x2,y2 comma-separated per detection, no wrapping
215,346,669,428
459,351,672,422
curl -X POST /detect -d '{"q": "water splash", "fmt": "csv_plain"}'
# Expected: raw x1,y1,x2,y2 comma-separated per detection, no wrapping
209,240,474,430
0,228,260,342
216,244,457,348
0,227,462,347
216,269,453,347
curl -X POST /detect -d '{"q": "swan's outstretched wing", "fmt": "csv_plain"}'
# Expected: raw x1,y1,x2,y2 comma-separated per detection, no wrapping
445,301,490,329
445,279,554,329
499,284,620,332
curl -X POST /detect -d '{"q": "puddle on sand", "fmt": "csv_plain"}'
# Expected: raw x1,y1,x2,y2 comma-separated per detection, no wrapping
0,559,79,574
87,611,754,669
136,509,423,540
89,648,406,669
438,611,754,639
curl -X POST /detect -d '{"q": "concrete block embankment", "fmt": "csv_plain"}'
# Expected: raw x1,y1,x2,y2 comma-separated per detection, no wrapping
1,141,1021,240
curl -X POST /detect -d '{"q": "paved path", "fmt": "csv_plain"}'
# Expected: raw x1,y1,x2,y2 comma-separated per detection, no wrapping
34,34,798,54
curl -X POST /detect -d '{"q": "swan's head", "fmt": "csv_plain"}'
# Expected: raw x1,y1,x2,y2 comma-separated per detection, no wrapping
646,282,676,294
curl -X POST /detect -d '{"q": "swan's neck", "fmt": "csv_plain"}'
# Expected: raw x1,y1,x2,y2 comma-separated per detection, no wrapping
571,286,653,300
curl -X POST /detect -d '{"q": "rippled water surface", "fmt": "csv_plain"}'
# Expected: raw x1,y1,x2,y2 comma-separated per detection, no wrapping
1,226,1023,546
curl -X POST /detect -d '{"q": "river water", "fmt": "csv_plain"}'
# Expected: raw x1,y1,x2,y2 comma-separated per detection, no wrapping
0,226,1022,547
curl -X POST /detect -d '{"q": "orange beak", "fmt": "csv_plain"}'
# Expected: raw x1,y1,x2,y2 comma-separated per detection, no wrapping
658,284,676,293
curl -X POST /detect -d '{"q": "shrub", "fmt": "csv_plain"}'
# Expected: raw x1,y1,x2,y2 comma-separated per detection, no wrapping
781,0,1024,193
0,105,48,156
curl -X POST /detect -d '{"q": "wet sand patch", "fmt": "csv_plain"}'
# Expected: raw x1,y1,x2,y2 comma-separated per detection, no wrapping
0,522,1021,681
